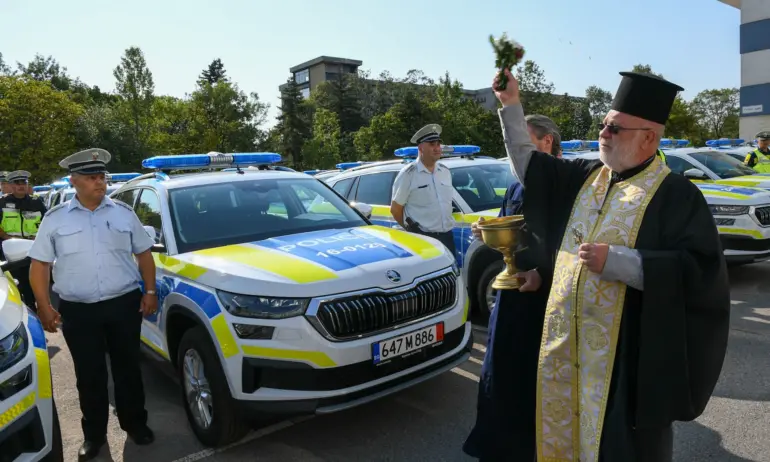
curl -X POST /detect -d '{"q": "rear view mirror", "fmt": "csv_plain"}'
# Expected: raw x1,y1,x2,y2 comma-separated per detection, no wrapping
351,202,373,219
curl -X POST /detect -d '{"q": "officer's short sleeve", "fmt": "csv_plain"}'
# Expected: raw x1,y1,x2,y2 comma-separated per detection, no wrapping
126,211,155,254
392,167,412,206
27,215,55,263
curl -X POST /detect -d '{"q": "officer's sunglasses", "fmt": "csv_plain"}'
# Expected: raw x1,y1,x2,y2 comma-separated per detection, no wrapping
597,123,654,135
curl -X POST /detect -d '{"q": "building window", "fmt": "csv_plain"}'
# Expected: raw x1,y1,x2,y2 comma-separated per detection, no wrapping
325,72,340,81
295,69,309,84
300,88,310,99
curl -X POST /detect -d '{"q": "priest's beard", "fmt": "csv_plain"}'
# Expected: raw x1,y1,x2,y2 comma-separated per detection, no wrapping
599,135,643,173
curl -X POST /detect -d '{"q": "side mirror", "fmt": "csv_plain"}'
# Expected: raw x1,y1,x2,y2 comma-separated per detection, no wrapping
1,238,33,272
351,202,373,219
684,168,707,179
150,243,166,253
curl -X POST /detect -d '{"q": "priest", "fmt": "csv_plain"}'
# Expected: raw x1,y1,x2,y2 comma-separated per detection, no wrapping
494,68,731,462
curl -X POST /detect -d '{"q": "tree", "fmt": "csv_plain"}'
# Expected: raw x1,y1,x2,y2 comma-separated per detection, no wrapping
199,58,227,85
16,54,72,91
0,76,83,182
584,85,613,138
514,60,555,115
74,103,137,171
186,81,269,153
302,108,342,169
691,88,740,139
664,96,704,146
113,46,155,162
0,53,12,75
276,77,312,168
630,64,663,78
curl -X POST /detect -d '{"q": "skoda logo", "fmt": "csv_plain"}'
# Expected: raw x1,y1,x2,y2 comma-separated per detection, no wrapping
386,270,402,283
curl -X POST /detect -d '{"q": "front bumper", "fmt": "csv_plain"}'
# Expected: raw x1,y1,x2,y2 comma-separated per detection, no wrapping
238,322,473,414
717,221,770,263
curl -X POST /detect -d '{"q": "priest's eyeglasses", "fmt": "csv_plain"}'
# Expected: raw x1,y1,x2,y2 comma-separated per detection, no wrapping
597,123,654,135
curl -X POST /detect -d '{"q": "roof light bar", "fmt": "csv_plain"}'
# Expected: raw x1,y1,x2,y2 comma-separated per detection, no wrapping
705,138,745,147
336,162,371,170
394,145,481,158
107,172,141,182
560,140,599,151
32,185,52,192
142,152,282,170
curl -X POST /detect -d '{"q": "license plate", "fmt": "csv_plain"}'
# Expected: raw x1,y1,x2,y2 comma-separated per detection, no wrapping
372,323,444,364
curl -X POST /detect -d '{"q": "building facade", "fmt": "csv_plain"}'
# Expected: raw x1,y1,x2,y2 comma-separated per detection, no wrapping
720,0,770,140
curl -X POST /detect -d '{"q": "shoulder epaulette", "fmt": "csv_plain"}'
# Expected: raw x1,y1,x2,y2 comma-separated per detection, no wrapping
436,161,448,169
113,199,134,211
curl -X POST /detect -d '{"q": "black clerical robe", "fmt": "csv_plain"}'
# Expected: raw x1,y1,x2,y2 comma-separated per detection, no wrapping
463,182,553,461
521,152,730,462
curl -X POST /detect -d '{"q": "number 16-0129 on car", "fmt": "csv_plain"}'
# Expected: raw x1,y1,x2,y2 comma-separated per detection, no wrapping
372,323,444,364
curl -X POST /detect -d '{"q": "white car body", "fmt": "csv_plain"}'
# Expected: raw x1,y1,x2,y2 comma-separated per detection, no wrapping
109,168,472,447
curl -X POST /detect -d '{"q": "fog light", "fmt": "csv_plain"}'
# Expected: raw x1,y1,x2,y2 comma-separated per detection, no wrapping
714,218,735,226
232,324,275,340
0,365,32,401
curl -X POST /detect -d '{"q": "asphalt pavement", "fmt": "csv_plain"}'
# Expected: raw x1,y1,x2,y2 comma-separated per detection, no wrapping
47,263,770,462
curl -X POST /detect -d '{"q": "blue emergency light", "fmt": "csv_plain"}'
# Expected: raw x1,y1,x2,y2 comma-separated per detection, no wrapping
336,162,369,170
676,139,690,147
705,138,745,148
142,152,282,170
33,185,52,192
560,140,599,151
51,181,69,189
393,145,481,158
107,172,141,182
304,170,321,175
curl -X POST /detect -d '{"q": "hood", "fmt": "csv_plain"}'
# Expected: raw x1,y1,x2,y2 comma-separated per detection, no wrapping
0,275,24,339
715,175,770,189
454,208,501,224
163,225,455,297
697,183,770,206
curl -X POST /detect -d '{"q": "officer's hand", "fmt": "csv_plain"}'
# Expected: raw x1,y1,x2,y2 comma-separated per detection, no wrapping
39,306,61,333
578,243,609,274
493,68,520,106
513,269,541,292
471,217,485,239
140,293,158,317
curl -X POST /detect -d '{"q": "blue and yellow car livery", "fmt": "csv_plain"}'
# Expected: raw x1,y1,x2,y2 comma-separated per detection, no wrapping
110,152,472,448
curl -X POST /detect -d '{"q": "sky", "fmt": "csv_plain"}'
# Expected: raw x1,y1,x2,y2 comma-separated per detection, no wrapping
0,0,740,126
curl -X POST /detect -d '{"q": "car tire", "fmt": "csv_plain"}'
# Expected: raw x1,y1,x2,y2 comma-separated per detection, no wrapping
42,398,64,462
476,260,504,318
177,326,249,447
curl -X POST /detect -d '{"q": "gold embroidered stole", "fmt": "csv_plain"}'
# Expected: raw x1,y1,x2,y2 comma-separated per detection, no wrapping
535,156,669,462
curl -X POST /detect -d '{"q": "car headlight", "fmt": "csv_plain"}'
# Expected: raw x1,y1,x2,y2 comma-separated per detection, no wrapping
216,291,309,319
0,322,28,373
709,205,749,216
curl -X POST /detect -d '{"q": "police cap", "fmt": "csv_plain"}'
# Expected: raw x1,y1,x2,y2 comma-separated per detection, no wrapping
411,124,442,144
757,131,770,141
6,170,30,183
60,148,111,174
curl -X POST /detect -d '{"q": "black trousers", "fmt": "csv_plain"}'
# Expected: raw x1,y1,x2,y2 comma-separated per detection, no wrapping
415,230,456,256
58,289,147,443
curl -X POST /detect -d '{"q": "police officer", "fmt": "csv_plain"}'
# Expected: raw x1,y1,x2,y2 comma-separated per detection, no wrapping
28,148,158,461
0,171,11,195
390,123,456,255
0,170,48,309
745,130,770,167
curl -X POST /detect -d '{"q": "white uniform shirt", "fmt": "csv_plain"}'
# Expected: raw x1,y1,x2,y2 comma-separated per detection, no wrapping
391,159,455,233
28,196,154,303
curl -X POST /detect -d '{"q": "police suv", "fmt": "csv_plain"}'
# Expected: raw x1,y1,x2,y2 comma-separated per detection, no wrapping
0,239,63,461
323,146,515,315
109,152,472,447
562,140,770,265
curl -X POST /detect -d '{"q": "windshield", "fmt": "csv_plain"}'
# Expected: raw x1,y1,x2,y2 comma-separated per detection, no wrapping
450,163,517,212
690,151,757,179
169,178,368,253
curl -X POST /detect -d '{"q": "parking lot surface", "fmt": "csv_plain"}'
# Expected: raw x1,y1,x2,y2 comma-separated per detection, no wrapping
49,263,770,461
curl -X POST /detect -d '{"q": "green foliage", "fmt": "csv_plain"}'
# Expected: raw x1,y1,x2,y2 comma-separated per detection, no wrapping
0,51,742,180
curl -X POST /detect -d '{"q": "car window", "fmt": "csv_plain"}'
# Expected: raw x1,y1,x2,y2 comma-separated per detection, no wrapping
112,189,141,208
168,178,367,253
135,189,164,243
64,191,75,202
450,163,516,212
689,151,756,179
664,155,696,176
332,178,354,197
354,172,397,205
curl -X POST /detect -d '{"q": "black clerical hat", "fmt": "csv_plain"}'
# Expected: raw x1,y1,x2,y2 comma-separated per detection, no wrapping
611,72,684,125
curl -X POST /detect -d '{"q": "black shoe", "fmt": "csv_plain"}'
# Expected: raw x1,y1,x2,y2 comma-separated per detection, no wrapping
78,440,104,461
128,426,155,445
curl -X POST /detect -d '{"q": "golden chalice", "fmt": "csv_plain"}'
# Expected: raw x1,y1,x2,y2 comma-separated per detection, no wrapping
477,215,528,290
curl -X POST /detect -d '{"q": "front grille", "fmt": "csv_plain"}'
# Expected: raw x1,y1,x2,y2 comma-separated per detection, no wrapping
755,206,770,226
313,272,457,339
